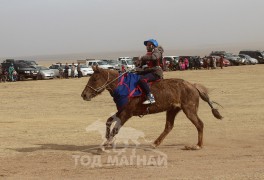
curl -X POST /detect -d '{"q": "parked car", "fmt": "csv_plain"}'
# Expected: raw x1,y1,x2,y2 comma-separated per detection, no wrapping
115,59,135,72
86,60,114,70
79,64,94,76
238,54,258,65
16,60,38,67
1,61,38,80
239,50,264,64
36,66,55,80
49,64,60,78
225,53,242,66
211,56,231,67
49,64,77,77
118,57,132,61
210,51,227,57
106,60,119,67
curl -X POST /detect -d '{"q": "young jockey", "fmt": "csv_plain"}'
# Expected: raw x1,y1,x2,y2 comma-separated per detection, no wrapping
138,39,164,104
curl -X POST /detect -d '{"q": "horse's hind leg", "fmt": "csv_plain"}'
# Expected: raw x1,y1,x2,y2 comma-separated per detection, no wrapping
182,105,204,149
153,108,181,147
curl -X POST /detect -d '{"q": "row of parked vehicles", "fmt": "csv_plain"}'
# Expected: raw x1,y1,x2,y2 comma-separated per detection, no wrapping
1,50,262,81
209,50,262,66
162,50,263,71
1,59,39,81
0,57,136,81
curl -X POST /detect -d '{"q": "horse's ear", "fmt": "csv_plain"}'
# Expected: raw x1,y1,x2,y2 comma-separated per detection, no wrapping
92,65,99,72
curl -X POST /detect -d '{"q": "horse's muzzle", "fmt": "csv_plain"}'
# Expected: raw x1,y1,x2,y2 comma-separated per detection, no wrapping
81,94,91,101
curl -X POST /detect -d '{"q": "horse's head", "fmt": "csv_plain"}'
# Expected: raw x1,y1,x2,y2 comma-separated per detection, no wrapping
81,66,118,101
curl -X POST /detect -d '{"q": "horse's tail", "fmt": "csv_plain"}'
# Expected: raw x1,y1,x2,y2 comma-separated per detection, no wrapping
194,83,223,120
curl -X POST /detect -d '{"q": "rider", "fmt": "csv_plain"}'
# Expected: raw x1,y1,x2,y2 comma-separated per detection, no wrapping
138,39,164,104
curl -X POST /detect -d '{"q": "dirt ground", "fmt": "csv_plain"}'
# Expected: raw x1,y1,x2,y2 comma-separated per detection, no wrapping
0,64,263,179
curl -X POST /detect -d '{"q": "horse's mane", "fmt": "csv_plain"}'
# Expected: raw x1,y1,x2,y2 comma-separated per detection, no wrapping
97,68,119,79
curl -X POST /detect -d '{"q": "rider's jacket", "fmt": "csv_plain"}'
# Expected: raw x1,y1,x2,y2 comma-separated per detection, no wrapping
141,46,164,78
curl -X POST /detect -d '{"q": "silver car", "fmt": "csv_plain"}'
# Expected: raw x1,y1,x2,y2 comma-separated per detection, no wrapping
36,66,55,80
239,54,258,65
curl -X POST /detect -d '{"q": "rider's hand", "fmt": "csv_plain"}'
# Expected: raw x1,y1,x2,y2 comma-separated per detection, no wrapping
136,58,142,67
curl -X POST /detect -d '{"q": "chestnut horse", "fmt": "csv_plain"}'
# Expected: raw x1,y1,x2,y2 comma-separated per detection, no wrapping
81,66,222,150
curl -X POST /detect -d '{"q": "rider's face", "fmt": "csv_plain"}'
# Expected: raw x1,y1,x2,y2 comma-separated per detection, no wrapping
146,42,154,52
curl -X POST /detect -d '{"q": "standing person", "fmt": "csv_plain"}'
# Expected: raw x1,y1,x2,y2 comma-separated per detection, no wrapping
0,65,3,82
181,59,185,70
0,64,2,76
178,57,183,70
13,70,17,82
184,57,189,70
210,56,214,69
212,56,217,69
58,63,64,79
71,62,76,78
137,39,164,104
219,55,224,69
64,63,69,79
8,63,15,82
77,62,82,78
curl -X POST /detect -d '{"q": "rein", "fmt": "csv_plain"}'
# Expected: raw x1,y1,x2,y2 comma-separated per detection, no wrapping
86,70,130,94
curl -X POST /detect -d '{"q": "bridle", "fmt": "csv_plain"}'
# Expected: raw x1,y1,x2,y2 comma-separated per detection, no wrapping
85,70,129,94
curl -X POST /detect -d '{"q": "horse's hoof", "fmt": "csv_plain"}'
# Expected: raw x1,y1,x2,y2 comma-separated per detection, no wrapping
183,145,202,150
103,143,113,148
98,146,110,153
97,148,103,154
151,143,158,149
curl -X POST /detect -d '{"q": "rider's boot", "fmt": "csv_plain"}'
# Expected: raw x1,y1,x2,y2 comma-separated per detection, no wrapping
143,93,156,104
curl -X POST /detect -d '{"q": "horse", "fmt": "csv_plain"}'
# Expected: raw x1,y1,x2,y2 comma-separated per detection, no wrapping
81,66,223,150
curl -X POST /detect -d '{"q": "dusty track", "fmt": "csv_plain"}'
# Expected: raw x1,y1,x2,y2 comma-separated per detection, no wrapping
0,65,263,179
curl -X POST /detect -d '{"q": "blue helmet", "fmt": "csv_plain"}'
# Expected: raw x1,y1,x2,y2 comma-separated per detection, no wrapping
144,39,158,47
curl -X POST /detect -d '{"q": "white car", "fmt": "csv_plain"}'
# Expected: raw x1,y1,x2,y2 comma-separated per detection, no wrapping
79,64,94,76
86,60,114,70
115,59,135,71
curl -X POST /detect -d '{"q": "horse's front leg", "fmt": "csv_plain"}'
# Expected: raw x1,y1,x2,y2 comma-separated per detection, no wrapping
105,113,118,141
106,111,132,146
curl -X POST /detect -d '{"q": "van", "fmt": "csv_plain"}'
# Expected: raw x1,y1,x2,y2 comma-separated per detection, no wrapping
239,50,264,64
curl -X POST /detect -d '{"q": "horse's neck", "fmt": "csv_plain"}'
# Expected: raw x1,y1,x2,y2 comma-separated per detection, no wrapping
105,70,119,94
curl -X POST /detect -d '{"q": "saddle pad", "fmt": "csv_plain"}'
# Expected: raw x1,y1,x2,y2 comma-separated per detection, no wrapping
112,73,143,110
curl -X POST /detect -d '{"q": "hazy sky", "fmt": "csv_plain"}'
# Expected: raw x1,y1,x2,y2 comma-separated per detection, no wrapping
0,0,264,57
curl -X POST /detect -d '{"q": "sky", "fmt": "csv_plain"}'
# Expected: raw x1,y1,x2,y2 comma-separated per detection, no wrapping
0,0,264,58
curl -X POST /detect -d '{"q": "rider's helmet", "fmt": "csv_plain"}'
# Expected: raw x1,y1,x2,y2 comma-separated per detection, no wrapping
144,39,158,47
